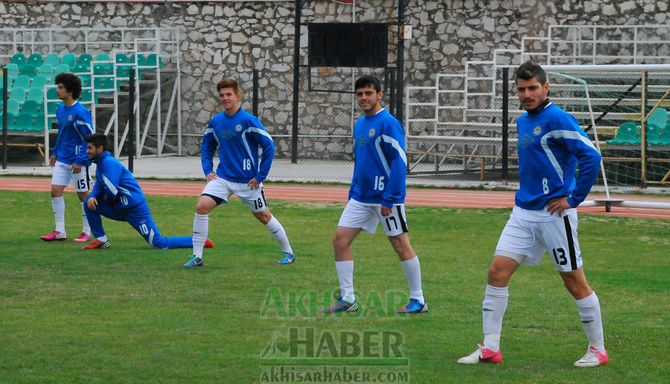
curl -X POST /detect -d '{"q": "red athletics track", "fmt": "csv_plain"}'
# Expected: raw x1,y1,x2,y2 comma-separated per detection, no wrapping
1,176,669,220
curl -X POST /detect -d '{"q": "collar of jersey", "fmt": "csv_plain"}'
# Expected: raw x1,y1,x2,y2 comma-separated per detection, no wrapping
525,99,551,115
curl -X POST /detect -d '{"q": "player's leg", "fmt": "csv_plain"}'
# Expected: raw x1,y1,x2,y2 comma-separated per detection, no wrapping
125,203,189,249
81,197,124,249
41,162,70,240
379,205,427,314
323,200,375,313
237,184,294,264
73,166,92,242
459,213,541,365
541,212,607,367
184,194,219,267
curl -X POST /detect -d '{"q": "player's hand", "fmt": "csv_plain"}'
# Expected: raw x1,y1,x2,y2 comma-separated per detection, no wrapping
547,197,571,216
206,172,218,181
49,155,56,167
248,178,259,190
381,206,392,217
87,197,98,211
71,164,82,174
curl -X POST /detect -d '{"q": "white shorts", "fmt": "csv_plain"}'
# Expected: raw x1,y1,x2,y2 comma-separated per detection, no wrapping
201,178,267,213
338,199,408,237
495,209,583,272
51,161,91,192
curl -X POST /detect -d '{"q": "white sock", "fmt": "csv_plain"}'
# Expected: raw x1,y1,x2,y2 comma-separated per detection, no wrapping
401,256,424,304
97,235,108,243
81,202,90,235
192,213,208,259
52,196,65,233
335,260,355,303
482,284,509,352
266,216,293,254
575,292,605,352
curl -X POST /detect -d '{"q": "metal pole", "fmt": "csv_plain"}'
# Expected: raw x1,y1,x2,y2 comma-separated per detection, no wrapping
290,0,303,164
252,68,259,116
501,67,509,180
396,0,409,122
640,71,647,187
128,70,135,173
2,68,7,169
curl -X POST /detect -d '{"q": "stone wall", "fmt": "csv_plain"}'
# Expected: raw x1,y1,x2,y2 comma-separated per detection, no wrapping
2,0,666,158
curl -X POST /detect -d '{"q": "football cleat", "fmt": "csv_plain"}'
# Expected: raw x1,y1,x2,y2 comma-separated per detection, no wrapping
81,239,111,249
457,344,503,364
322,296,359,313
73,232,91,243
204,239,215,248
41,231,66,241
183,256,204,268
277,252,295,265
397,298,428,314
574,346,608,367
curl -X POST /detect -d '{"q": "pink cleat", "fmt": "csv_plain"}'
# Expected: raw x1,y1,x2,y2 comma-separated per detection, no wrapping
41,231,66,241
574,346,608,367
457,344,503,364
73,232,91,243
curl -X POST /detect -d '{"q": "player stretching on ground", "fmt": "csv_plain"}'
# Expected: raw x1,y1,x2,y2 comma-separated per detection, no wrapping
322,75,427,314
41,73,93,243
183,78,294,268
457,61,607,367
81,134,213,250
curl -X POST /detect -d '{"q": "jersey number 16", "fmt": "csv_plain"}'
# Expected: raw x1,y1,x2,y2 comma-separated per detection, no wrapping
374,176,385,191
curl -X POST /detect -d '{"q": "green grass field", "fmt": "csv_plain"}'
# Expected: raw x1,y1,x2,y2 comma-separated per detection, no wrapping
1,190,669,383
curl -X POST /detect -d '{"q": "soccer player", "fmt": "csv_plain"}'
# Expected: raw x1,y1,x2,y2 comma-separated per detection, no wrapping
81,133,213,250
322,75,426,314
183,78,294,268
457,61,607,367
40,73,93,242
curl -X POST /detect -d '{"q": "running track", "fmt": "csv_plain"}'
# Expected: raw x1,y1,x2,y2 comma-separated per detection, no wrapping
1,176,669,220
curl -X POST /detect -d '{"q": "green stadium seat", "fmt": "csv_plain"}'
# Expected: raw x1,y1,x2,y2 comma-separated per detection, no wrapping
31,75,49,92
79,75,92,88
44,53,60,67
94,63,113,75
145,54,163,69
27,87,43,103
16,112,38,131
73,63,90,74
607,121,640,145
7,99,21,115
13,75,31,90
54,64,70,75
61,53,76,68
9,87,27,103
27,53,43,66
11,53,26,66
6,63,20,79
46,86,58,100
96,52,111,62
37,64,54,79
7,113,19,131
77,53,93,65
80,89,94,103
647,108,667,129
22,99,43,115
115,53,129,64
94,76,115,96
19,64,37,77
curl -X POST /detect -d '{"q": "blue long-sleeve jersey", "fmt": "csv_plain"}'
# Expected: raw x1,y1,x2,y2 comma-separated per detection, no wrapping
515,102,602,210
201,108,275,183
349,108,407,207
90,151,146,209
52,101,94,166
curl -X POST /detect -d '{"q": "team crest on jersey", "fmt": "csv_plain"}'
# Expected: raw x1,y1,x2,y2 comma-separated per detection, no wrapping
368,128,376,137
68,115,73,121
235,124,243,132
533,125,542,136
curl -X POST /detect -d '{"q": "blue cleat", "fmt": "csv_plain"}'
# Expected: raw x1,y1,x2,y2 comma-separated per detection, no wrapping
183,256,203,268
277,252,295,265
397,298,428,314
322,296,359,313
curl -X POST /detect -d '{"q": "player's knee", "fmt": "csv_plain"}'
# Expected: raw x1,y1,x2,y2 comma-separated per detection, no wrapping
195,203,211,215
332,234,347,251
487,264,507,285
50,187,63,197
255,210,272,224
